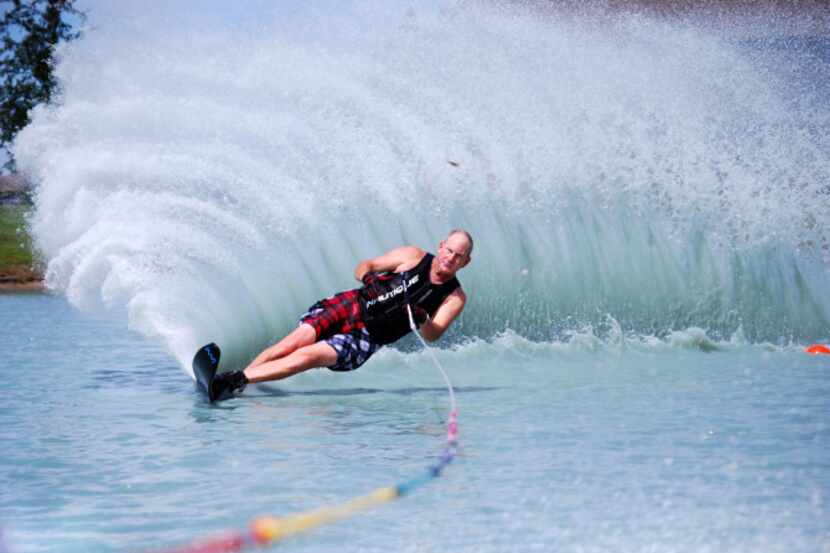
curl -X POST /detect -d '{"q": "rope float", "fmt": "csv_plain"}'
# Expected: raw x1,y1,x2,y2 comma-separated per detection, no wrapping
805,344,830,355
153,306,458,553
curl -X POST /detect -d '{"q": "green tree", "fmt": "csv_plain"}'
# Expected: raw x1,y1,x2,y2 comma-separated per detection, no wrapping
1,0,85,171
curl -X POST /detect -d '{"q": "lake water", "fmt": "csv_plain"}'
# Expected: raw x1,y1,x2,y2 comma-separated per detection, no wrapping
2,292,828,552
5,2,830,552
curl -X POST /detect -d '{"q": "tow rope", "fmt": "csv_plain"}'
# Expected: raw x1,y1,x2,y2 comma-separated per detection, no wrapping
154,305,458,553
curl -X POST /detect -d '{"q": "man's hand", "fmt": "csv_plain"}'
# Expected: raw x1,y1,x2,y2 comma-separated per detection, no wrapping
361,271,381,287
415,288,466,342
361,270,396,288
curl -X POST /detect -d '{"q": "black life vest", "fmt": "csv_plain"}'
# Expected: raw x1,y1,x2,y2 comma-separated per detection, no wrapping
359,253,461,345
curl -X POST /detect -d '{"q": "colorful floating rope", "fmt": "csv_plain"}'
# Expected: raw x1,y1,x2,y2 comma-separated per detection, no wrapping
153,306,458,553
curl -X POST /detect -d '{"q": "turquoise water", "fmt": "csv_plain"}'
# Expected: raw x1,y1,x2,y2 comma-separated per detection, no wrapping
5,2,830,551
3,292,828,552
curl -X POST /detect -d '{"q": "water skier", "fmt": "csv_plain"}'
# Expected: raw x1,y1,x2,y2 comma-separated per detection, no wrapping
206,229,473,400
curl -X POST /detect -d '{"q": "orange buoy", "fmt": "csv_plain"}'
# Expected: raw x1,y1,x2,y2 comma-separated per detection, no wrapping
805,344,830,355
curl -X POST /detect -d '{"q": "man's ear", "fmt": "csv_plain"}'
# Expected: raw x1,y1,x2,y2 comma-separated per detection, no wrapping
460,255,471,268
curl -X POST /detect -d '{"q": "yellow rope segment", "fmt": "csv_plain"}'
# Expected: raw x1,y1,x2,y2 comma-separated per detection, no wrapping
251,486,399,544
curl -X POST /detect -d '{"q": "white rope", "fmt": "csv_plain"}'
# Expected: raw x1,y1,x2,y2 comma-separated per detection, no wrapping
406,305,457,415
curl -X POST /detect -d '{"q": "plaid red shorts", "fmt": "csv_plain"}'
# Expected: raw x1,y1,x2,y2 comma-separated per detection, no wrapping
300,289,365,338
299,290,381,371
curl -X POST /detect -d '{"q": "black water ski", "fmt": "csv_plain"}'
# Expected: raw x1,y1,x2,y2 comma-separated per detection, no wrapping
192,343,221,402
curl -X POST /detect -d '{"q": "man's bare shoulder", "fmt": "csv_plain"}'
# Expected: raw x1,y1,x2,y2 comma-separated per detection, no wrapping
392,245,425,259
392,245,426,271
439,287,466,312
431,286,467,331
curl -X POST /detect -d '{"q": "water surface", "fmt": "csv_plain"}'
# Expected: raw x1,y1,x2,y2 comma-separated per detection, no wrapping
3,293,828,552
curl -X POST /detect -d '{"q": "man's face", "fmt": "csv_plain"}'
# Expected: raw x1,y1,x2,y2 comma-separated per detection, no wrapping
437,234,472,275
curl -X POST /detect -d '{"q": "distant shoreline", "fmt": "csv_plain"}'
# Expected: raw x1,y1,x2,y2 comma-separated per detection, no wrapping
0,264,44,291
0,178,43,289
0,280,45,292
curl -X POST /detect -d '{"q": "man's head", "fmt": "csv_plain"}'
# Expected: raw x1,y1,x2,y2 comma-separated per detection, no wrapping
436,229,473,277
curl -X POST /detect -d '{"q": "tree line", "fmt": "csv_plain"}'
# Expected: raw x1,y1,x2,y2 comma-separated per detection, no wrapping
1,0,84,172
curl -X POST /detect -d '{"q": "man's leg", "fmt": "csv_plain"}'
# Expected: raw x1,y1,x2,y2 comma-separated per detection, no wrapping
245,324,317,371
243,340,338,383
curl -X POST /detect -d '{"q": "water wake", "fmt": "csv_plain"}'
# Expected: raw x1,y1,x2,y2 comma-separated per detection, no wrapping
14,2,829,370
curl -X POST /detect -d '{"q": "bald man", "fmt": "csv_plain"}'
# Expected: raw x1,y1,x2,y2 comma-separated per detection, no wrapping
205,229,473,401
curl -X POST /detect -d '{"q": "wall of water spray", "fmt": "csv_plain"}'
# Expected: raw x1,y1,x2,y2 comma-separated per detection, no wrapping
13,2,829,371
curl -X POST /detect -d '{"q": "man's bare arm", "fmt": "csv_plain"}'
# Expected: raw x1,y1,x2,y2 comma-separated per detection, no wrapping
418,288,466,342
354,246,424,282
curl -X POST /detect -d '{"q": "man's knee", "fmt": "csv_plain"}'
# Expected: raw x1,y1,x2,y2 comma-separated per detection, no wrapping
297,342,337,368
271,325,316,356
295,323,318,345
